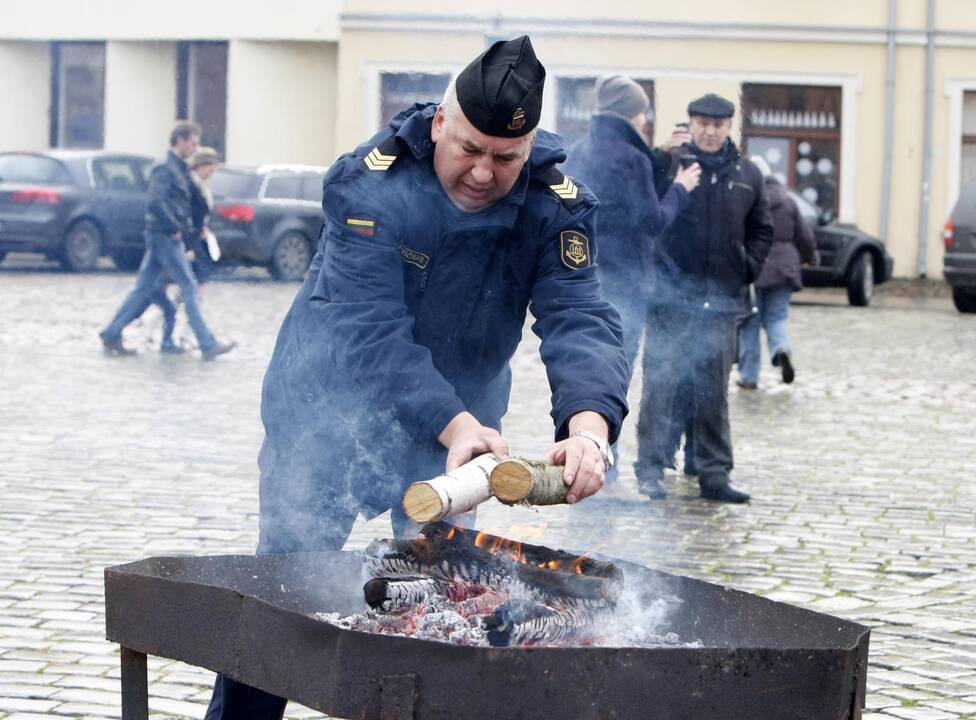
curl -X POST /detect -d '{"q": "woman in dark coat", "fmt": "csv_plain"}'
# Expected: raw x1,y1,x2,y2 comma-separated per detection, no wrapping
737,156,818,387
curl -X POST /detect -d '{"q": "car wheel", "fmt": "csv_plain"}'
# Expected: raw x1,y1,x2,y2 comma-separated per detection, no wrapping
111,248,144,272
846,251,874,306
270,231,312,282
952,286,976,314
61,219,103,272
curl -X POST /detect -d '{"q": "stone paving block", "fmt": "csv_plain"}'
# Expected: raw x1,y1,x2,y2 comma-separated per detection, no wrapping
882,707,957,720
0,701,58,715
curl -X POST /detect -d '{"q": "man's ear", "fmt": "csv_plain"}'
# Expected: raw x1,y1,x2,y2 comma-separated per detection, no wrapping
431,106,445,143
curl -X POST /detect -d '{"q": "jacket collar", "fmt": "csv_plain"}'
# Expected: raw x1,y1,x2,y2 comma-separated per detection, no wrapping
588,113,653,159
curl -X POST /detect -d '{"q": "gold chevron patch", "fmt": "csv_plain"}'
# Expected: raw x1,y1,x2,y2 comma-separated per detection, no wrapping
363,147,398,171
549,176,579,200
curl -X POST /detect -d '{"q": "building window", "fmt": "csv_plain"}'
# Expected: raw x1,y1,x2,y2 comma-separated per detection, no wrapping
379,72,451,128
178,42,228,158
741,83,842,218
51,42,105,149
555,77,655,148
961,91,976,190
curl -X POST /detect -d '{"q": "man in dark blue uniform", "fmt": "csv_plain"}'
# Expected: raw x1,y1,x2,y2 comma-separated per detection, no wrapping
204,36,629,719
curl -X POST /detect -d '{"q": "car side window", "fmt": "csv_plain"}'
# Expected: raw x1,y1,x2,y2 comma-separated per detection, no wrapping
93,159,143,193
302,175,323,203
263,175,303,201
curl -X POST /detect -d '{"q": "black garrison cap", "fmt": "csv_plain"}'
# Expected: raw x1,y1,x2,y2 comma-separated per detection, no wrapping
455,35,546,138
687,93,736,118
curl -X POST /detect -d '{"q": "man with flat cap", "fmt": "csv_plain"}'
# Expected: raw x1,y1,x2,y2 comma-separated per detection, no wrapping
203,36,628,719
633,93,773,503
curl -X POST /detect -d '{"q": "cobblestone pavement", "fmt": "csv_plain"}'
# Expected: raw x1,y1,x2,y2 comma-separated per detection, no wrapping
2,255,976,719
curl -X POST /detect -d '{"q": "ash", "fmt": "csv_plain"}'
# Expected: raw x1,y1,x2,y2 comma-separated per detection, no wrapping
315,581,703,649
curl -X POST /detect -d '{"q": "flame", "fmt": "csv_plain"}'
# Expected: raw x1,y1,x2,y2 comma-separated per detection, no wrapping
445,527,457,540
570,554,588,575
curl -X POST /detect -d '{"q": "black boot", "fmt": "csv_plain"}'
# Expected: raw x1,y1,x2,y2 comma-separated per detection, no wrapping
636,467,667,500
699,475,750,503
99,331,136,356
771,350,795,384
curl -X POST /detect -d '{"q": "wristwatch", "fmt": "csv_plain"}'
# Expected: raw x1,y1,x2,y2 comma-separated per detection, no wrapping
571,430,614,469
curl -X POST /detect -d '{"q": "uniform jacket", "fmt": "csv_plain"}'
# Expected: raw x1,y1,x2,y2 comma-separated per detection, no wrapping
653,140,774,314
145,150,195,237
755,178,818,291
258,103,629,530
562,114,688,290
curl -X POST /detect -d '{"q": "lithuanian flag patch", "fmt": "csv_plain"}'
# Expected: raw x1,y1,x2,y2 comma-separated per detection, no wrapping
346,217,375,236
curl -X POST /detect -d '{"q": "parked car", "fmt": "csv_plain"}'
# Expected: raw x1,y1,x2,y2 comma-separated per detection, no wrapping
0,150,153,271
790,191,894,306
208,164,326,281
942,179,976,313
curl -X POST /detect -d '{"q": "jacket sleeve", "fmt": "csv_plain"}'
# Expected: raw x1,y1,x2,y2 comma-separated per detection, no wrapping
743,174,775,283
632,154,689,238
792,199,819,266
308,182,466,442
528,200,630,443
146,166,183,236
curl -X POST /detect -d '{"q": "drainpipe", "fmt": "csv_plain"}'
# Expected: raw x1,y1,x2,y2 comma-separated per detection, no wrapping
917,0,936,277
879,0,897,246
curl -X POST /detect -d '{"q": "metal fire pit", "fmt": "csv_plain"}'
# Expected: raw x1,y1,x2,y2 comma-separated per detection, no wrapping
105,550,869,720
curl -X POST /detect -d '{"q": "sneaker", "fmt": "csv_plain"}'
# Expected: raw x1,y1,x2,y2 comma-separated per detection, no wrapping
772,350,795,384
99,331,136,356
736,379,757,390
160,341,185,355
201,340,237,362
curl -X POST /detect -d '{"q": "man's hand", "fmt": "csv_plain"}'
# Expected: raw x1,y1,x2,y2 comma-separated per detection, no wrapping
185,249,196,262
438,411,509,472
663,124,692,151
544,411,609,505
674,163,702,193
171,231,182,241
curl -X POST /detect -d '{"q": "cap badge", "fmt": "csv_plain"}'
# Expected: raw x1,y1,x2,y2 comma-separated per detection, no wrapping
507,107,526,132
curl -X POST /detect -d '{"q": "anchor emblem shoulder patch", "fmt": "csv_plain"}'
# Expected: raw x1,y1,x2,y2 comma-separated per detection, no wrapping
560,230,591,270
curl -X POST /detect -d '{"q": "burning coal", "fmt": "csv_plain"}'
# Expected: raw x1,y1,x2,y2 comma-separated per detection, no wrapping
315,523,701,649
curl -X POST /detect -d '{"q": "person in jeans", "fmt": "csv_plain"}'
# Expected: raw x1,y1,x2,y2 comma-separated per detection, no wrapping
737,157,818,388
99,121,235,361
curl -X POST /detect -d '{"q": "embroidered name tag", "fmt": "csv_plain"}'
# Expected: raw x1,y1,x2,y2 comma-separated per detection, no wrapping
399,243,429,270
560,230,591,270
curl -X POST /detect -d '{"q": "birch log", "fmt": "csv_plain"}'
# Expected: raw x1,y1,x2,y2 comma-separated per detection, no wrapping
490,458,568,506
402,453,500,523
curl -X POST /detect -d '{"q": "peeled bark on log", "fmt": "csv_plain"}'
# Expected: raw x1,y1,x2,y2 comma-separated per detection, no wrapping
402,454,499,523
490,458,568,506
363,577,488,612
483,599,599,647
365,535,621,605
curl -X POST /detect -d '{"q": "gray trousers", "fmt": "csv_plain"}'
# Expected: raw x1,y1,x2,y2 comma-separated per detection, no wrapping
635,303,736,480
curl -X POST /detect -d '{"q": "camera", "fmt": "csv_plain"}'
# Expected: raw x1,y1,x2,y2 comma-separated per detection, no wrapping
679,153,698,169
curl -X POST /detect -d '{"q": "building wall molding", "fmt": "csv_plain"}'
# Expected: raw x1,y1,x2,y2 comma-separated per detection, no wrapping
341,13,976,48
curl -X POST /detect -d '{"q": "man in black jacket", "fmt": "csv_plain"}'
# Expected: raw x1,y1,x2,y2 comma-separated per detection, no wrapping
635,94,773,502
99,121,234,360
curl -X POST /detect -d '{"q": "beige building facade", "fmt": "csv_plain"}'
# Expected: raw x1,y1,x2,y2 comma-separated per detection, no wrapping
3,0,976,278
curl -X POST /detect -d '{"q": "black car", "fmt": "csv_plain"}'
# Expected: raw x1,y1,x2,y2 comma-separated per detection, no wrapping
942,180,976,313
208,164,326,281
0,150,153,271
790,191,894,306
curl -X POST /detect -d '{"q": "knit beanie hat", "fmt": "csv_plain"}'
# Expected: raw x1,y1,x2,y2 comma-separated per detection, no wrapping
595,75,650,119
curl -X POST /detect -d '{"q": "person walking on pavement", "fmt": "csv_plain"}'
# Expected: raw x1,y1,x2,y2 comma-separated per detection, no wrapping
562,75,700,488
634,94,773,503
204,36,629,719
736,156,818,388
99,122,235,361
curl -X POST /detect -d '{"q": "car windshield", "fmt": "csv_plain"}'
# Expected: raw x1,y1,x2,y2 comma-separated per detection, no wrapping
0,154,71,185
211,170,261,199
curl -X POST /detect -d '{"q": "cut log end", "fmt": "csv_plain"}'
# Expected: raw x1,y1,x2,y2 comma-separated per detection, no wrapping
490,459,535,503
402,482,445,523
